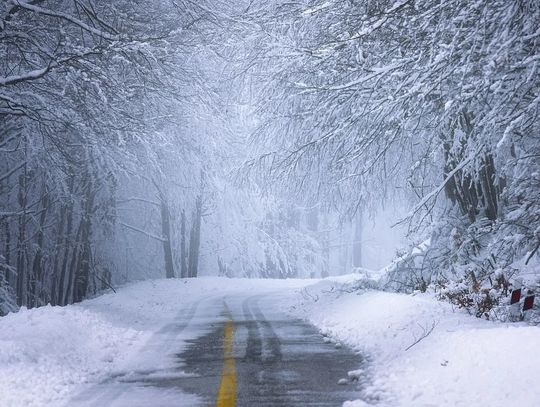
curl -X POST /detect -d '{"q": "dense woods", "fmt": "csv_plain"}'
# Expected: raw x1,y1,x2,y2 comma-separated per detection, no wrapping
1,0,539,320
0,0,216,313
246,0,540,318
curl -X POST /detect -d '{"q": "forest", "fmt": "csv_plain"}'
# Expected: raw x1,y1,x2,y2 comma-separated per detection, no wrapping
1,0,539,322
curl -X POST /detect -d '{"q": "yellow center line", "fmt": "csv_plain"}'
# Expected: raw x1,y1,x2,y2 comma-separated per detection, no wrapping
216,319,237,407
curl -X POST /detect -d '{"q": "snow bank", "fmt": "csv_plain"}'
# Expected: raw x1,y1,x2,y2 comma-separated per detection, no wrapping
4,275,536,407
0,277,310,407
0,305,140,407
289,277,540,407
0,278,218,407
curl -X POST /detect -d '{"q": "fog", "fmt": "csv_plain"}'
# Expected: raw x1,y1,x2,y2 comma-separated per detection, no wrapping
1,0,538,315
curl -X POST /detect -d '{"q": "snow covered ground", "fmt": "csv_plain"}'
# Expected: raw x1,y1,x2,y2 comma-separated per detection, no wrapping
288,277,540,407
0,278,309,407
1,275,539,407
0,280,194,407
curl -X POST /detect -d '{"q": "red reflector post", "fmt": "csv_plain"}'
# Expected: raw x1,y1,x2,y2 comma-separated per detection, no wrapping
523,295,535,312
510,289,522,305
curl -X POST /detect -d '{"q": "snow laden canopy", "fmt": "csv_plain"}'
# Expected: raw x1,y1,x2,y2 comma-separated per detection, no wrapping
1,0,539,319
243,0,540,316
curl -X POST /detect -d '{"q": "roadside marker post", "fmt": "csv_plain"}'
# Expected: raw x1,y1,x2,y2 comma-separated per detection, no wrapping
509,280,522,322
507,278,536,322
523,295,535,311
522,294,535,322
510,288,521,305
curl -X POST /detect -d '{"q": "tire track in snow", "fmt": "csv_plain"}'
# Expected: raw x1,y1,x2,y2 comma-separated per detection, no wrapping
67,296,207,406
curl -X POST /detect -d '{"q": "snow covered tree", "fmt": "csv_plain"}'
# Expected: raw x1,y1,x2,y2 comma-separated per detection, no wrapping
242,0,540,315
0,0,230,307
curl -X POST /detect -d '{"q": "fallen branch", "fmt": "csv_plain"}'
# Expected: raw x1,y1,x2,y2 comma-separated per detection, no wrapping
95,274,117,294
405,320,438,351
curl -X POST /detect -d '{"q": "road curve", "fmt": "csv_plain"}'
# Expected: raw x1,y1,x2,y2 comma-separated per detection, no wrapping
68,291,363,406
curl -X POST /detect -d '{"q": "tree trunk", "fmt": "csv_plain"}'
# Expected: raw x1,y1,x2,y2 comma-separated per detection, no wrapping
73,176,96,303
479,153,498,221
57,198,74,306
442,110,501,224
352,213,362,269
65,218,83,306
188,195,202,278
321,213,329,278
29,184,49,308
180,209,187,278
2,217,11,282
50,203,67,306
160,199,175,279
16,168,29,307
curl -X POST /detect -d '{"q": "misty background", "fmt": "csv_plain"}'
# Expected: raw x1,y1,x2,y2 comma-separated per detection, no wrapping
1,0,538,319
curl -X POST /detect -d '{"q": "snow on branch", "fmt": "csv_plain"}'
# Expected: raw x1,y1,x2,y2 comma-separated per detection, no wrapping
0,66,50,87
397,150,479,225
10,0,121,41
119,222,166,243
0,160,26,183
0,47,104,87
116,197,160,207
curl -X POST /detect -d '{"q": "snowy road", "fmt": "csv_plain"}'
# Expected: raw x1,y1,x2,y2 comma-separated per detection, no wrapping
68,290,362,406
3,277,540,407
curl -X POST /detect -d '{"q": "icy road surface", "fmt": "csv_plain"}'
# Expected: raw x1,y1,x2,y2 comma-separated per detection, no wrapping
68,290,362,406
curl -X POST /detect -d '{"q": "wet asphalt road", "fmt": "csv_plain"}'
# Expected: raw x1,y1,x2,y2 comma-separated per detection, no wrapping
68,292,363,406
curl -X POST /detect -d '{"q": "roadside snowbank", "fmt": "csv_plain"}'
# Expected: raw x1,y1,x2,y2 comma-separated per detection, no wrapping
0,279,205,407
0,305,140,407
0,277,310,407
3,275,538,407
0,279,176,406
290,277,540,407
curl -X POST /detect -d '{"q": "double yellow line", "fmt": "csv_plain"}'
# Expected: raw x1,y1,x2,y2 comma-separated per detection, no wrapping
216,313,237,406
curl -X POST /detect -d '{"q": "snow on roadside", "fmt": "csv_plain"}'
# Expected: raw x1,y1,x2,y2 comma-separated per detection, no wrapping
0,278,219,407
288,277,540,407
0,277,310,407
4,274,538,407
0,305,140,407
